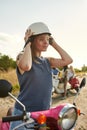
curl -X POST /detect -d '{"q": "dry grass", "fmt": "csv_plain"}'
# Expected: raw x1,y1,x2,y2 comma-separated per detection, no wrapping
0,69,18,86
0,69,18,118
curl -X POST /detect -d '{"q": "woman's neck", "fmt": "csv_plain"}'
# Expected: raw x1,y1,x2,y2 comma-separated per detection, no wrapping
36,52,41,57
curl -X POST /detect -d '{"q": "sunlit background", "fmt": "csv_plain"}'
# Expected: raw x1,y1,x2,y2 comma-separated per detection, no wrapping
0,0,87,69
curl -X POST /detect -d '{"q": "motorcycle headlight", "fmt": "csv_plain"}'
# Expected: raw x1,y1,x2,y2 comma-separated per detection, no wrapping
58,104,78,130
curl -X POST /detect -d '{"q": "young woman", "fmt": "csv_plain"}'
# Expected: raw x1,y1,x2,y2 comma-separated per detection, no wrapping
10,22,73,130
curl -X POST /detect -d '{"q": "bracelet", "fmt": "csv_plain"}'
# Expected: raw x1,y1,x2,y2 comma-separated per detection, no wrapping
49,37,53,45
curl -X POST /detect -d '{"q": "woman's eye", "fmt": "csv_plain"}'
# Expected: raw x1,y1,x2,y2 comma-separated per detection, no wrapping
39,38,44,41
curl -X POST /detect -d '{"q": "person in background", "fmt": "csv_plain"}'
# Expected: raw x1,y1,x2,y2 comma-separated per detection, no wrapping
67,65,75,81
62,65,75,99
10,22,73,130
51,68,59,75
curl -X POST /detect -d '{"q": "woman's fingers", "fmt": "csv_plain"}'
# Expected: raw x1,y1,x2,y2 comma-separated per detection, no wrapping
24,29,35,42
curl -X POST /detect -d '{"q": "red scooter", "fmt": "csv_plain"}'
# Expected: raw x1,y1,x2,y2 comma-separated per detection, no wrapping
52,72,80,95
69,76,80,92
0,78,86,130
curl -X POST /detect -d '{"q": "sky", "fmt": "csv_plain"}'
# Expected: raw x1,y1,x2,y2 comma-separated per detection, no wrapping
0,0,87,69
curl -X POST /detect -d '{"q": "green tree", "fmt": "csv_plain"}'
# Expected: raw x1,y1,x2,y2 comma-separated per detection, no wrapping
0,54,16,71
81,65,87,72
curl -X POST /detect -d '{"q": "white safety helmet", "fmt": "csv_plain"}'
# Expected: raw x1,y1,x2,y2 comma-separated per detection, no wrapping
28,22,51,36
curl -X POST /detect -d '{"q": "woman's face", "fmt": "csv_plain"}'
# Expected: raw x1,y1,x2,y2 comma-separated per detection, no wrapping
33,34,50,52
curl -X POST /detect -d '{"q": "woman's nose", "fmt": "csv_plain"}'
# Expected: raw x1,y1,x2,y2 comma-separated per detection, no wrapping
44,39,49,44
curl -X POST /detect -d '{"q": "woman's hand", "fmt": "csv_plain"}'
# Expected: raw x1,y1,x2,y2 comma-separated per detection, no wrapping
24,29,34,48
49,36,55,45
24,29,34,42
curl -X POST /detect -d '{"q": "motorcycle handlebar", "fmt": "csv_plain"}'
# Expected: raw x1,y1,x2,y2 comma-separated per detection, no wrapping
2,114,24,122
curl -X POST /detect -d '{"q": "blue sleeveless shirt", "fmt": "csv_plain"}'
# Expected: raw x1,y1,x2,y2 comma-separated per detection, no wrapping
15,57,52,112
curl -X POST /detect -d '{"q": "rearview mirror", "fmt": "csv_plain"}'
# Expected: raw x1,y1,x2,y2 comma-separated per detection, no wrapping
0,79,12,97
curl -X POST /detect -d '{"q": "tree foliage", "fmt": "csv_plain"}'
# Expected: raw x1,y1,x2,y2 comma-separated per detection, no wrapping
81,64,87,72
0,53,16,71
